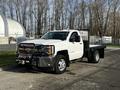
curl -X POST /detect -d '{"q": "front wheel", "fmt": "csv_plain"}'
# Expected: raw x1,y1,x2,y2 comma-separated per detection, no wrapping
54,55,67,74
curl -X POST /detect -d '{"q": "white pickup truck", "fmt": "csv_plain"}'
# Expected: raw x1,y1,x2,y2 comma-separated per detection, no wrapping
16,29,106,74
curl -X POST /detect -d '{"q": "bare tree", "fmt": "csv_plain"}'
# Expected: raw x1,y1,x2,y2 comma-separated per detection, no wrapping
0,0,7,16
112,0,120,44
7,0,14,19
0,0,120,43
35,0,48,38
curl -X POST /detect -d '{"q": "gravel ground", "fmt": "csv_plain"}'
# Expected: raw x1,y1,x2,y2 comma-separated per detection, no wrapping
0,49,120,90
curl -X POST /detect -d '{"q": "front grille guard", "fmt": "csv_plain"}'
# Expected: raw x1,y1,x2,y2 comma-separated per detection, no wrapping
17,43,51,67
17,43,38,67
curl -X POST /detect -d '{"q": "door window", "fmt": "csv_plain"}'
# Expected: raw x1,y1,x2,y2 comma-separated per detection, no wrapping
70,32,80,42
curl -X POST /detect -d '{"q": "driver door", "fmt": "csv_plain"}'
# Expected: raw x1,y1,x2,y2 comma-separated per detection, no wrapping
68,32,83,60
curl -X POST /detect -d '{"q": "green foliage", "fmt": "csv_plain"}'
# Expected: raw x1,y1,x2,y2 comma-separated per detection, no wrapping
107,44,120,48
0,51,16,67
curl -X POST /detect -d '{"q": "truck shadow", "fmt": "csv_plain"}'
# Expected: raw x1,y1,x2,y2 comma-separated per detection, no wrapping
1,65,54,74
71,58,88,63
1,59,90,74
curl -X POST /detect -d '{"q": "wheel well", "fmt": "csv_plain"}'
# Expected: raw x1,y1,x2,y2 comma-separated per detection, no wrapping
57,50,70,67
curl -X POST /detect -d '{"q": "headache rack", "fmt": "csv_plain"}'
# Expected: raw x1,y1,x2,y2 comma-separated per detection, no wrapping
79,29,90,57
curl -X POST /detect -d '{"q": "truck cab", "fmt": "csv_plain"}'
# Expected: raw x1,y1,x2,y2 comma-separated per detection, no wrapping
16,29,106,74
41,30,84,60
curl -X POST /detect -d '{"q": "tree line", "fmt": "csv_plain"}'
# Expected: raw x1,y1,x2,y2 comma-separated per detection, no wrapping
0,0,120,40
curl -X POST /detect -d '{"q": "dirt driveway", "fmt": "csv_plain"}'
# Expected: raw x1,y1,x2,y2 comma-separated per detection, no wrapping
0,49,120,90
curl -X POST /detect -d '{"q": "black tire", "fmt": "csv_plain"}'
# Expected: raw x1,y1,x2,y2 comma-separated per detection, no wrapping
93,50,100,63
54,55,67,74
88,50,100,63
87,54,92,63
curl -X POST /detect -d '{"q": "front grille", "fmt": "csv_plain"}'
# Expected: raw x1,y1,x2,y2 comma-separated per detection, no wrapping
19,48,34,54
18,43,35,54
18,44,49,57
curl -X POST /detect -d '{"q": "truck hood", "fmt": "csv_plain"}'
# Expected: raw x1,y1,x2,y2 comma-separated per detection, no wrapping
21,39,63,45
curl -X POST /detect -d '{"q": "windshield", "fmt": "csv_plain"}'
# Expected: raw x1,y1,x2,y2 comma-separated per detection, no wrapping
41,32,69,40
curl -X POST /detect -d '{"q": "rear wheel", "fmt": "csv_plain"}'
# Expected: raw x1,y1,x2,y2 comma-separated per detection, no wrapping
93,50,100,63
88,50,100,63
54,55,67,74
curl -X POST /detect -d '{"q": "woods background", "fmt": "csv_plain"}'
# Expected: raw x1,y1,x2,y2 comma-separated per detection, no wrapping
0,0,120,42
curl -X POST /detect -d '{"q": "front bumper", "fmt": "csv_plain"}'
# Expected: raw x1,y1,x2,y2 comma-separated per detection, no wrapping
16,54,55,67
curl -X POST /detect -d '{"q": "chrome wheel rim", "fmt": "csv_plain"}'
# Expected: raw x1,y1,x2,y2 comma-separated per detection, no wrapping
58,59,66,71
96,53,100,62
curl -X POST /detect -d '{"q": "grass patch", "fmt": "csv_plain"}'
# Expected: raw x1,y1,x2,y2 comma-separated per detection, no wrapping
107,44,120,48
0,51,16,67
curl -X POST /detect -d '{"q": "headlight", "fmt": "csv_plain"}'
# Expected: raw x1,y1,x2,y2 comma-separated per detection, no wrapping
39,45,55,56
